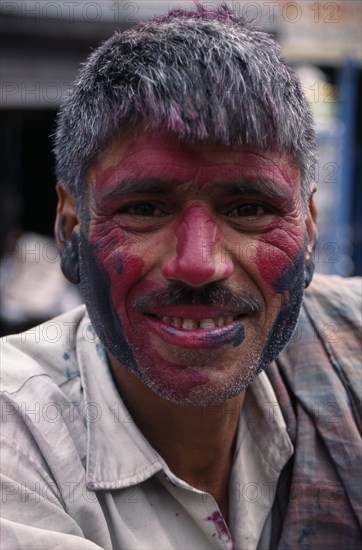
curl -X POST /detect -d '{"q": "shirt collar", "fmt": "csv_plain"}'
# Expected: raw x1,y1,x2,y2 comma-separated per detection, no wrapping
239,369,294,471
76,312,163,490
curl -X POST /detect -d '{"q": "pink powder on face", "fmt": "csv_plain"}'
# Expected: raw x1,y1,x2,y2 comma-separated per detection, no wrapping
141,351,209,400
254,216,305,292
89,132,299,204
162,204,233,286
193,149,299,191
90,134,199,198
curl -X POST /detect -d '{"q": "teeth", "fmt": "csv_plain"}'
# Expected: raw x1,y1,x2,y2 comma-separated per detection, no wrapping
200,318,216,329
160,316,237,329
182,319,197,329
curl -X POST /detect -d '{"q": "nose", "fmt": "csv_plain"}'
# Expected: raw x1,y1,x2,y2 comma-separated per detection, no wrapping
162,205,234,287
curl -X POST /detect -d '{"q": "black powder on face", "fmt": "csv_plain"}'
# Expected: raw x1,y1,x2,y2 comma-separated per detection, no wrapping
200,324,245,347
78,231,142,378
258,248,306,373
58,214,80,284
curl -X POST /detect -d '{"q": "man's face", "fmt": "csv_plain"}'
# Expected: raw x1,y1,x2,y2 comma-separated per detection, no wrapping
65,129,315,406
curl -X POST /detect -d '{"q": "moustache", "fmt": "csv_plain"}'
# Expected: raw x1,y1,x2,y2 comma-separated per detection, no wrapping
133,282,264,314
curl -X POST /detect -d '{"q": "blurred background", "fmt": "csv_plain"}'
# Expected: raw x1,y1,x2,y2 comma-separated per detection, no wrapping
1,0,361,335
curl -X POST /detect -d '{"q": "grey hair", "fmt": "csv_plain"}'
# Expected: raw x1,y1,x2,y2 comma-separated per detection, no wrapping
54,2,316,211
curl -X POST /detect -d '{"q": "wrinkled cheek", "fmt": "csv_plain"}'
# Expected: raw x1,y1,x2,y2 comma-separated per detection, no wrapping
253,224,307,371
253,223,305,295
90,220,145,313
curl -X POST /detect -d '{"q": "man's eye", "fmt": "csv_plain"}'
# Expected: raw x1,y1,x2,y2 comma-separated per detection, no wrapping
127,204,164,217
228,203,268,217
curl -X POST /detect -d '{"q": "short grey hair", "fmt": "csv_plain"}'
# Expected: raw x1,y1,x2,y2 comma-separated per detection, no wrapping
54,2,316,210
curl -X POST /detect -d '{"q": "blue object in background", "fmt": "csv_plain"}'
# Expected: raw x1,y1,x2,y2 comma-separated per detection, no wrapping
313,60,359,276
333,60,358,276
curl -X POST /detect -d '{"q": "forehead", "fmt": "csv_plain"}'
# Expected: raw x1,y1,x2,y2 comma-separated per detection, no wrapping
89,128,300,192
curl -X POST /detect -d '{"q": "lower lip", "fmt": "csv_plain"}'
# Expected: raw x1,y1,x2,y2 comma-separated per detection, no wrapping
145,316,246,349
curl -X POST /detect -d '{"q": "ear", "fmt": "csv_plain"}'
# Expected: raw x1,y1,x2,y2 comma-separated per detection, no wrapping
55,184,81,284
304,189,318,288
55,184,79,247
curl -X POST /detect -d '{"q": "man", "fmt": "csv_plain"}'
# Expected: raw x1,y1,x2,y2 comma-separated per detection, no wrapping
1,3,361,549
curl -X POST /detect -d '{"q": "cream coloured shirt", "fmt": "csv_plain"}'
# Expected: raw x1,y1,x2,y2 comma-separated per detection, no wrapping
0,306,293,549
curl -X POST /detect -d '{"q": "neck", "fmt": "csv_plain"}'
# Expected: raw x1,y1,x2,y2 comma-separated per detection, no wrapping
109,356,245,523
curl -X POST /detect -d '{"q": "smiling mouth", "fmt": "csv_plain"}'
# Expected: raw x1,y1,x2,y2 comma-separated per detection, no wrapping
143,311,246,349
148,314,242,330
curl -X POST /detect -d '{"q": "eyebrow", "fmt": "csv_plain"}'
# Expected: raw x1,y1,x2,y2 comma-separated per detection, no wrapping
215,181,295,201
102,179,178,202
102,178,294,202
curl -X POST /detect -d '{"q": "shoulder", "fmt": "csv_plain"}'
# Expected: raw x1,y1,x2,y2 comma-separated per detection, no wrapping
271,273,361,418
0,308,101,548
274,274,361,410
0,305,87,395
303,273,361,318
301,274,361,366
1,306,89,486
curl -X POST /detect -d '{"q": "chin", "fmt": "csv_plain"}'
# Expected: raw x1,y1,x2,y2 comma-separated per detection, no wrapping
143,359,261,408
